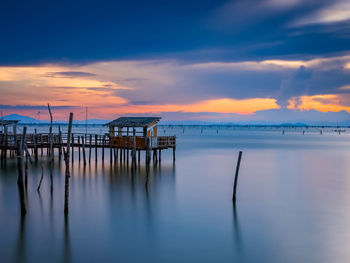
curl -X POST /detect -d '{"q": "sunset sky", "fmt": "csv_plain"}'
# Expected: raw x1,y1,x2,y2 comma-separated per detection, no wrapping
1,0,350,122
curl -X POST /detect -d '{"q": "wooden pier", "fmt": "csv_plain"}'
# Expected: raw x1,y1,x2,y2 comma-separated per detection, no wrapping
0,117,176,166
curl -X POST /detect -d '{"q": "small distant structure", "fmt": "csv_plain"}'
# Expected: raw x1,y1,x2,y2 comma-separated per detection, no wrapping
105,117,176,152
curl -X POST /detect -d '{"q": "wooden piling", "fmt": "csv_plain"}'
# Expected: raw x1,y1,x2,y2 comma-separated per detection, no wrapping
59,126,62,160
132,128,136,166
34,129,38,162
89,134,92,163
17,127,27,215
95,135,98,163
64,113,73,215
102,135,105,162
71,134,74,162
40,134,43,156
4,125,8,164
232,151,243,202
82,136,86,166
78,136,81,162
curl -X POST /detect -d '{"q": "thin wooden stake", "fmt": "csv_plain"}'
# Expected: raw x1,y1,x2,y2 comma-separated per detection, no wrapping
95,135,98,163
102,135,105,162
17,127,27,215
64,113,73,215
82,136,86,166
71,134,74,162
78,136,81,162
232,151,243,202
89,134,92,163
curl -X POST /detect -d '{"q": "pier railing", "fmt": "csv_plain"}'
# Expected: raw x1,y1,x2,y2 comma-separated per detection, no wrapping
0,133,176,149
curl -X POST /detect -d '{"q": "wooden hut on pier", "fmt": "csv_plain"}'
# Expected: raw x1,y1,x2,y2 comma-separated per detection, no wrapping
105,117,176,162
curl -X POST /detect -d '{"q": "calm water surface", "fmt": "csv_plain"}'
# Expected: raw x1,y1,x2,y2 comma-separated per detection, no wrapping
1,126,350,263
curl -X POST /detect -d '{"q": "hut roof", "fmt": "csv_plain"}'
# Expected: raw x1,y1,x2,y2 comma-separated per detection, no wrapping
105,117,161,127
0,120,20,126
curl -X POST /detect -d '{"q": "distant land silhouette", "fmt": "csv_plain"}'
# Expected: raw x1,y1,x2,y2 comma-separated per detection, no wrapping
2,109,350,126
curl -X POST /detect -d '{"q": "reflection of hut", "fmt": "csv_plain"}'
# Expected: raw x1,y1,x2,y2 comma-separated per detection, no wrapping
105,117,175,151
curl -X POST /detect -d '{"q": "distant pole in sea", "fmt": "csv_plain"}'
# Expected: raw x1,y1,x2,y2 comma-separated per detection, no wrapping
232,151,243,203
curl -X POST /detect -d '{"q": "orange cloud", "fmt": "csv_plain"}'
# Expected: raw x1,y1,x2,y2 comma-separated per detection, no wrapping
0,65,129,107
288,94,350,113
86,97,280,119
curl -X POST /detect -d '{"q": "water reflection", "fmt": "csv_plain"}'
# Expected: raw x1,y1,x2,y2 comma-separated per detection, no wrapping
63,215,71,263
232,203,243,253
14,216,26,263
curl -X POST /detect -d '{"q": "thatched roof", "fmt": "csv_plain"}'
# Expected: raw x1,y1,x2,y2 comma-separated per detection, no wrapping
0,120,20,126
105,117,161,127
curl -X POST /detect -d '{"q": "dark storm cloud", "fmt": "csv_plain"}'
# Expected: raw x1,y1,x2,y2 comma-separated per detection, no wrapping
1,0,350,64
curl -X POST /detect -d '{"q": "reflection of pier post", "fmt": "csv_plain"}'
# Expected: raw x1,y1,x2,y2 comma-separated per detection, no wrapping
232,204,243,252
63,215,71,263
14,215,26,263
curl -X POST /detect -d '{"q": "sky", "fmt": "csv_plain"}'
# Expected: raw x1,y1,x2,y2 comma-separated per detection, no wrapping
1,0,350,122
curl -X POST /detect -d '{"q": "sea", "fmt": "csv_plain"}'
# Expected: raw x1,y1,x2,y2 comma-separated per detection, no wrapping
1,125,350,263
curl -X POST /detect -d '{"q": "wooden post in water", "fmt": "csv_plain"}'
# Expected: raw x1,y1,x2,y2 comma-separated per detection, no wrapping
34,129,38,162
89,134,92,163
59,126,62,160
126,127,129,164
78,136,81,162
40,134,43,157
71,134,74,162
132,128,136,167
4,125,8,164
82,136,86,166
232,151,243,203
17,127,27,215
95,135,98,163
102,135,105,162
64,113,73,215
48,103,53,157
